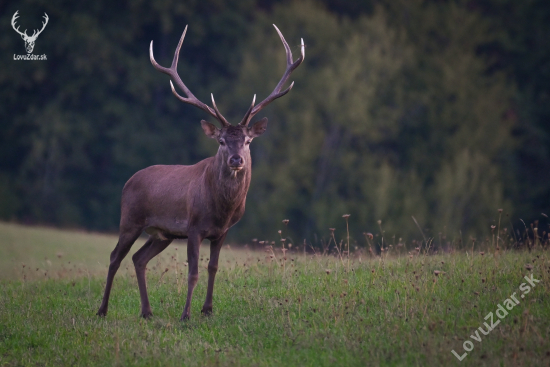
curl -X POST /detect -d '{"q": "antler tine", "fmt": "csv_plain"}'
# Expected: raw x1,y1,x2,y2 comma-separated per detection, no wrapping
274,25,293,69
150,26,230,127
39,13,48,32
34,13,48,37
240,25,305,126
11,11,28,37
238,94,257,126
211,94,230,127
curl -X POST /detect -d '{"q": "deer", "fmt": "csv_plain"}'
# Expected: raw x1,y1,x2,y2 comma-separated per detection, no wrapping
97,24,304,320
11,11,49,54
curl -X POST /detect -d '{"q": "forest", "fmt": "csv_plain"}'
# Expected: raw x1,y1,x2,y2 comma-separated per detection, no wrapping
1,0,549,244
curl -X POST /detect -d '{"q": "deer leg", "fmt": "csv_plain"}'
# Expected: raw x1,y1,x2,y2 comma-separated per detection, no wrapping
132,236,173,318
201,231,228,315
97,227,142,316
181,233,202,321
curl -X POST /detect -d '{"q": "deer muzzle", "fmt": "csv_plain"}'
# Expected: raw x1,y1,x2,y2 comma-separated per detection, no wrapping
228,155,244,170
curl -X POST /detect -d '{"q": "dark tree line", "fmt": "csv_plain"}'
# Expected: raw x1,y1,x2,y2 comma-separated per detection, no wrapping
0,0,548,244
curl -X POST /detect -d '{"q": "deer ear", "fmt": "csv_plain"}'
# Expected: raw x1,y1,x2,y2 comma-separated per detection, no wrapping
248,117,268,138
201,120,220,139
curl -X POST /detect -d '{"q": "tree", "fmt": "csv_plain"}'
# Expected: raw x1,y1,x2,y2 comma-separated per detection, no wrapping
226,0,515,244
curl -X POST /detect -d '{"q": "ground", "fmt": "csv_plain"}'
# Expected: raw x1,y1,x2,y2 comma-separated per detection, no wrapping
0,222,549,366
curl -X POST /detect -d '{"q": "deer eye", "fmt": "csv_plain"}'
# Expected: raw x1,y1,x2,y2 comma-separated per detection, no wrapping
219,139,225,145
245,140,251,145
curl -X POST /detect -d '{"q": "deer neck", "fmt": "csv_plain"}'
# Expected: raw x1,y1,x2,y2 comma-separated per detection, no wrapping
207,151,252,208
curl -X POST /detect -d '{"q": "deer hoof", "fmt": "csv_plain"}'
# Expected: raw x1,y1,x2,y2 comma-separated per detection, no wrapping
96,309,107,317
141,311,153,319
201,308,213,316
181,314,190,321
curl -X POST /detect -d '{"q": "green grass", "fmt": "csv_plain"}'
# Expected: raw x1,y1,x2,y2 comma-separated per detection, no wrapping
0,222,118,280
0,222,549,366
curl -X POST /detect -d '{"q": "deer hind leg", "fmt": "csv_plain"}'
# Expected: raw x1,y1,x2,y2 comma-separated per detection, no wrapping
132,236,173,318
202,232,228,316
97,226,142,316
181,232,203,321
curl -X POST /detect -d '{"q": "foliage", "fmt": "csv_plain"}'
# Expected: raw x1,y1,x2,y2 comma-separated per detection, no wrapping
0,0,548,244
227,0,514,241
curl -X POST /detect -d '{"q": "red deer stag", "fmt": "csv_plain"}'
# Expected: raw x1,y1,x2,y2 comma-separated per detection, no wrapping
97,25,304,320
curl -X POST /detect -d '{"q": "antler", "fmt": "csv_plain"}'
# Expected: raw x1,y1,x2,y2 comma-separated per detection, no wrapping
11,11,27,38
150,25,230,127
239,25,305,126
11,11,49,40
29,13,49,41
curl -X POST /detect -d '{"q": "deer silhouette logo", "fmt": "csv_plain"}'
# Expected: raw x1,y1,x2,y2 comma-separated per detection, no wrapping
11,11,49,54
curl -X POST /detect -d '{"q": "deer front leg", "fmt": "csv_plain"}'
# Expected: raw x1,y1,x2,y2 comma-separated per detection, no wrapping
181,233,202,320
202,232,228,315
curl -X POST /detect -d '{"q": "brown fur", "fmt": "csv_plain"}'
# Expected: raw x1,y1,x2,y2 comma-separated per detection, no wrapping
98,24,303,320
97,122,263,320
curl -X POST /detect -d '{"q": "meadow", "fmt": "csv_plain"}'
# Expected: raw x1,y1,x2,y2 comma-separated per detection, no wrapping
0,221,549,366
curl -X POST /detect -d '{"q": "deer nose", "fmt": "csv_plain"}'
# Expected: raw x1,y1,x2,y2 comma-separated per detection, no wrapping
229,155,244,167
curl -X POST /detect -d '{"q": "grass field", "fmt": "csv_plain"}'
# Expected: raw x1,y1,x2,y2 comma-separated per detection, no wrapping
0,222,549,366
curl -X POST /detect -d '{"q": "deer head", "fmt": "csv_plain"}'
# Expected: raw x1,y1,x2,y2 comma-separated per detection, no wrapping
149,25,304,175
12,11,49,54
201,114,268,176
